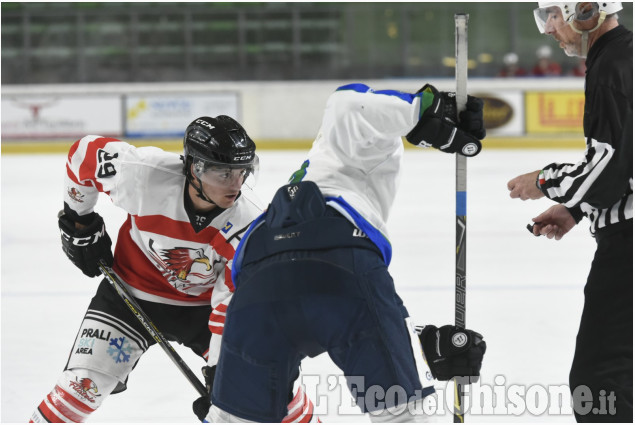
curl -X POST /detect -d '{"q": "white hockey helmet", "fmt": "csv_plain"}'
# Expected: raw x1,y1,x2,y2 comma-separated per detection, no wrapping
533,2,623,33
536,44,553,58
503,52,519,65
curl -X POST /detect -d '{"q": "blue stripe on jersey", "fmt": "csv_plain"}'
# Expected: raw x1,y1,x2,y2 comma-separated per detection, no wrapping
325,196,393,266
231,212,266,284
372,89,417,104
336,83,372,93
336,83,417,105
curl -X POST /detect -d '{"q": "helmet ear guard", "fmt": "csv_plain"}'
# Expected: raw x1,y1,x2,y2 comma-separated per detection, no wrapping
574,2,599,21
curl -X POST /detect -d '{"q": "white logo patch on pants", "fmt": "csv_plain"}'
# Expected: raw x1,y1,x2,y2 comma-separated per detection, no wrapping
405,317,436,388
66,309,149,382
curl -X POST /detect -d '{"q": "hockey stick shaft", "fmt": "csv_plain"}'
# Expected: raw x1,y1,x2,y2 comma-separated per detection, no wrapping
98,260,208,397
454,13,469,424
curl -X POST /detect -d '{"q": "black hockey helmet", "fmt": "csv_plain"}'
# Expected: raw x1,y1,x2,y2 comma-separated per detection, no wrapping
184,115,257,167
183,116,258,203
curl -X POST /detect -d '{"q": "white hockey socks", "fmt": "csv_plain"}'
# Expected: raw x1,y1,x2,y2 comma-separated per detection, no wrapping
207,385,319,423
29,368,119,423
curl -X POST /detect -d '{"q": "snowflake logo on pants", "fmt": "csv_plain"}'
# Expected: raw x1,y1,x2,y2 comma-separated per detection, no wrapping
107,337,132,363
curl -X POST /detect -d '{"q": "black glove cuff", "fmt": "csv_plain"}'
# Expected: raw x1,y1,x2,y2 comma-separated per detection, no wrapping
202,365,217,390
406,116,482,157
58,210,105,237
63,202,97,226
405,108,454,147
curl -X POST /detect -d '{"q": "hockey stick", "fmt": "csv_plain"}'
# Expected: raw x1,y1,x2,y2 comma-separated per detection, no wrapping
97,260,208,397
454,13,469,424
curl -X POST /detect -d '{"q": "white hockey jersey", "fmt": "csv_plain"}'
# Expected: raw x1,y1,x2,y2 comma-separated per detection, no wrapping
294,84,423,257
64,136,263,363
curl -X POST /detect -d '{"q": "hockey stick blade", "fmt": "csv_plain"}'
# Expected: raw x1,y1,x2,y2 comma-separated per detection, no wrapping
98,260,208,397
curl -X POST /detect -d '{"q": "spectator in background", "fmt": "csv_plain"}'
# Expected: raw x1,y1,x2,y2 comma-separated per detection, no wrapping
531,44,563,76
568,58,587,76
498,52,528,77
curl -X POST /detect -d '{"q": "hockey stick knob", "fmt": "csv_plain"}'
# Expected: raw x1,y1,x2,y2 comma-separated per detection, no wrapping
526,222,542,237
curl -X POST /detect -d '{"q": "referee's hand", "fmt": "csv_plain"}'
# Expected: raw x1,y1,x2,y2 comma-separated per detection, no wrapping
507,170,544,200
530,205,576,240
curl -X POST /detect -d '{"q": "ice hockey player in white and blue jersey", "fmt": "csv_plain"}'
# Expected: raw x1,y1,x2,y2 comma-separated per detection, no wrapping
206,83,488,423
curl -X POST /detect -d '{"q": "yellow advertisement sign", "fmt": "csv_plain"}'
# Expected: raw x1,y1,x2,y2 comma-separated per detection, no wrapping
526,91,585,134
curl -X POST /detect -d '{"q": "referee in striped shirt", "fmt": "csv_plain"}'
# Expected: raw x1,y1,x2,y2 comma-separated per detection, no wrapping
507,2,632,422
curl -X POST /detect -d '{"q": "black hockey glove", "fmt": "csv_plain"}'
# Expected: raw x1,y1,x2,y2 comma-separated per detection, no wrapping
418,324,486,382
406,84,485,157
459,94,487,140
58,210,113,277
192,365,216,422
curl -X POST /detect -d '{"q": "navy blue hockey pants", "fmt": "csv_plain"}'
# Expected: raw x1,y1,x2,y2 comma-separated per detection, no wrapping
211,244,432,422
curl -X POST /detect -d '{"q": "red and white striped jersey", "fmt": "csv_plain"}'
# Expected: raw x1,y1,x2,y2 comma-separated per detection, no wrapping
64,135,263,364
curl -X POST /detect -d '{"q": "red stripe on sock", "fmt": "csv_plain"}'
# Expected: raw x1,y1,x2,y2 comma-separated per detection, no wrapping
283,390,308,423
47,393,85,422
298,400,314,423
37,400,67,423
209,312,226,324
53,385,96,415
289,387,304,408
209,325,223,335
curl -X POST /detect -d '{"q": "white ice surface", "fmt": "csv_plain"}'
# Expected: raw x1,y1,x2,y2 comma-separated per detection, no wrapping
2,148,596,423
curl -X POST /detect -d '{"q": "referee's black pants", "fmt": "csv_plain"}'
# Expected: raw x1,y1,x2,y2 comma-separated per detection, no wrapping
570,220,633,423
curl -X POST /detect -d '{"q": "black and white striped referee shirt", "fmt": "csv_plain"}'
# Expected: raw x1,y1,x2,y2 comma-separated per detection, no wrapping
540,25,632,235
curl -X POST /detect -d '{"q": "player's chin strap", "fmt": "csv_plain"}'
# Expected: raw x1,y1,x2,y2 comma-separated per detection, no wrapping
190,178,218,206
185,156,218,206
185,168,218,207
569,11,607,57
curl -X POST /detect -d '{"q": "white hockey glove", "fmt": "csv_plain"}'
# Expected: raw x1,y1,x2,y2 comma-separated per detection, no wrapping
406,84,485,157
58,210,113,277
418,324,486,382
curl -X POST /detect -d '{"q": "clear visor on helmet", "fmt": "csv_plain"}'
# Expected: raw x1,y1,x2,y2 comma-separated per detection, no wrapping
192,155,259,189
534,6,570,33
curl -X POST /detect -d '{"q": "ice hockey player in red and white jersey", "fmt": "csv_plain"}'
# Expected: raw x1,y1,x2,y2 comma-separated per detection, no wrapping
30,116,318,423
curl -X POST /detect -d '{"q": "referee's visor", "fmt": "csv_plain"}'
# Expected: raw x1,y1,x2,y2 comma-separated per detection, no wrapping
534,5,569,34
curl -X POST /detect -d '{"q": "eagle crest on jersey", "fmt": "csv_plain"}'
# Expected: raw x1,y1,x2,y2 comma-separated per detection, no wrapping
147,239,225,290
161,247,212,280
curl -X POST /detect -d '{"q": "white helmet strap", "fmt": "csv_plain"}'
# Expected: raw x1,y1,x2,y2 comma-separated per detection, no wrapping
568,11,607,57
